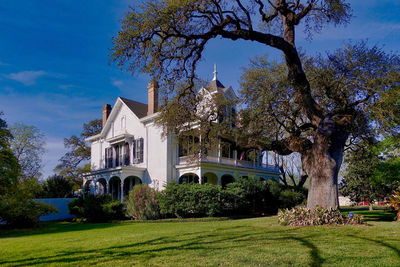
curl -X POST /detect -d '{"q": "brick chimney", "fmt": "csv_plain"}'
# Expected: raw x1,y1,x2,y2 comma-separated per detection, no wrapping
102,104,112,128
147,80,158,116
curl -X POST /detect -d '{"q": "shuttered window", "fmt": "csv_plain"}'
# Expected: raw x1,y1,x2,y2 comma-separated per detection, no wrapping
133,138,144,164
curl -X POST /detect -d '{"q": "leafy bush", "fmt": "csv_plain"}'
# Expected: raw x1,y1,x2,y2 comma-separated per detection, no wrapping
68,195,124,222
278,206,364,226
0,191,57,228
158,183,223,218
126,184,160,220
388,188,400,222
222,177,265,215
278,188,307,209
157,178,307,218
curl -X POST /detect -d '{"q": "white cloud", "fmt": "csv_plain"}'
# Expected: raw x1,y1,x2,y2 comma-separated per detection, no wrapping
5,70,47,86
112,79,124,87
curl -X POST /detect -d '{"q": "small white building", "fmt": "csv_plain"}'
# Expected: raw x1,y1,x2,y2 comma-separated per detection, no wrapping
83,71,280,201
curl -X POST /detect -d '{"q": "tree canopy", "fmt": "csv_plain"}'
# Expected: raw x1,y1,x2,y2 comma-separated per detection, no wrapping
0,112,20,194
55,119,102,188
9,123,45,180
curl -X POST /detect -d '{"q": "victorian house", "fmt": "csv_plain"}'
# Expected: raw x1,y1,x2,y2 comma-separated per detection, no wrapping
83,69,280,201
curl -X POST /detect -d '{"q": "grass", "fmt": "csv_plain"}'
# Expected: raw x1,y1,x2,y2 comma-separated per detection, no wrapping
1,214,400,266
340,207,396,221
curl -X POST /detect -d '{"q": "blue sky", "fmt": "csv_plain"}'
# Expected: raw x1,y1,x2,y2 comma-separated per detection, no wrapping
0,1,399,178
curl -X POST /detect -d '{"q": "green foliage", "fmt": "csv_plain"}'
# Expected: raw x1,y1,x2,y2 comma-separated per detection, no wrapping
222,177,265,215
158,179,306,218
278,188,307,209
55,119,101,189
158,183,222,218
0,112,20,195
0,190,57,228
0,114,57,228
41,175,74,198
340,138,400,204
388,188,400,222
9,123,45,180
126,184,160,220
68,195,124,222
372,157,400,186
278,206,364,226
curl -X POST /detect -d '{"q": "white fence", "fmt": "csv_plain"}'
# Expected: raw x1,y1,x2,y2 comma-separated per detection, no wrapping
35,198,76,221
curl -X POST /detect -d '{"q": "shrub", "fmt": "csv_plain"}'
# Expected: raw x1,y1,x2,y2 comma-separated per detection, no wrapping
158,183,223,218
126,184,160,220
259,180,307,214
278,206,364,226
222,177,265,215
68,194,124,222
388,188,400,222
278,188,307,209
0,191,57,228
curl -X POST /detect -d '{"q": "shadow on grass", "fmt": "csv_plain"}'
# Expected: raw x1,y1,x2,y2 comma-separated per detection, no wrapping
340,208,396,222
346,234,400,258
0,222,326,267
0,221,122,239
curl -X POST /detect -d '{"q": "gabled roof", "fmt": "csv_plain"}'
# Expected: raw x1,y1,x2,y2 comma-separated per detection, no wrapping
206,79,229,93
120,97,148,119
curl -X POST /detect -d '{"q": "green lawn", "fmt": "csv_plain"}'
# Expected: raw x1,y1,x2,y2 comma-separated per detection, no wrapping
1,215,400,266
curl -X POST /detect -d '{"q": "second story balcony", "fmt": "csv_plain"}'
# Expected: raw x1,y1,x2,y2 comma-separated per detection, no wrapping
177,155,279,172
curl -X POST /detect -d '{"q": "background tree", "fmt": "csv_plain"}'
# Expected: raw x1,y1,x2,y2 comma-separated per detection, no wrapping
0,112,20,195
0,113,55,228
41,175,74,198
9,123,45,180
55,119,101,189
272,152,307,187
109,0,368,208
340,138,400,210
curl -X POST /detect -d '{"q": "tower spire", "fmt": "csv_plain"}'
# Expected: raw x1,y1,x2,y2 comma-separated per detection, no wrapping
213,63,217,81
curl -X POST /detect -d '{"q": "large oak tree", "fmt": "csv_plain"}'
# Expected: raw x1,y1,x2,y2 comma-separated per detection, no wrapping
110,0,399,208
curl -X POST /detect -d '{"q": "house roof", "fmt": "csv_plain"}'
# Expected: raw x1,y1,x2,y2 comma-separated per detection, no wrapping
119,97,148,119
206,79,230,93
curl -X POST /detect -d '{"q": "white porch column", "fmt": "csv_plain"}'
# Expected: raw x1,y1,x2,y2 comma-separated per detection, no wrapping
218,139,221,163
120,180,124,203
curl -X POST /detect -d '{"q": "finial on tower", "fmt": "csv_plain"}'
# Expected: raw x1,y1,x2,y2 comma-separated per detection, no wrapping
213,63,217,81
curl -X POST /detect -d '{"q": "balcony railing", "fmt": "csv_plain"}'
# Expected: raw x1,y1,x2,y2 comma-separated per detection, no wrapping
178,155,279,171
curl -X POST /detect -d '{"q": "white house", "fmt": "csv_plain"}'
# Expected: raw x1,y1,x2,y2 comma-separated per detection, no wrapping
83,69,280,201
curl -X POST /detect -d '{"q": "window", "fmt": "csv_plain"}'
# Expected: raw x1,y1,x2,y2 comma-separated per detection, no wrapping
105,147,113,168
124,142,130,165
221,141,234,158
115,145,120,166
133,138,144,164
178,135,199,157
121,116,126,130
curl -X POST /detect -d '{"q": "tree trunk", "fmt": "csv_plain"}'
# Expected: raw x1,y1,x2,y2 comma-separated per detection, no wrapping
303,116,348,209
369,203,373,211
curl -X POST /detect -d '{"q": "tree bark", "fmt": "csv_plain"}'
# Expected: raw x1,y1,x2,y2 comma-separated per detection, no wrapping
303,116,348,209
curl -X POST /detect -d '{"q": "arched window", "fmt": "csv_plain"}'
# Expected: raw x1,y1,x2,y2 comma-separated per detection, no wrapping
121,116,126,130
